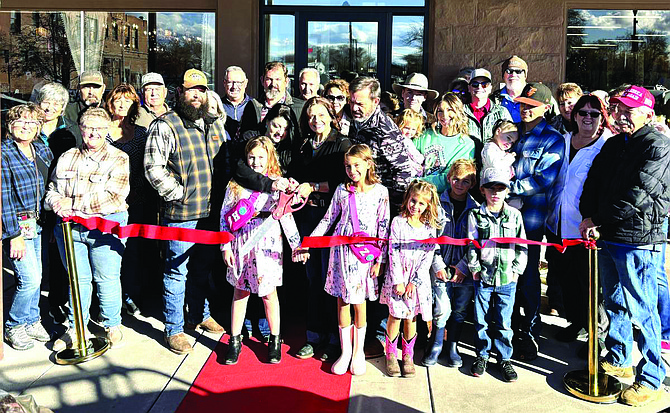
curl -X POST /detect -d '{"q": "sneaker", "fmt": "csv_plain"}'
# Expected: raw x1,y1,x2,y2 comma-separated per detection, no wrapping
53,328,76,352
662,340,670,354
185,317,225,334
106,326,124,348
599,360,634,378
26,321,51,342
123,299,140,316
513,335,538,361
4,325,34,351
165,332,193,355
499,360,518,382
296,342,316,359
471,356,488,377
620,382,663,407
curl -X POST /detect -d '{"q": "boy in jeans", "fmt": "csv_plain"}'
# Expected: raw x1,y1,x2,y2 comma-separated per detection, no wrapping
422,159,478,367
467,167,527,382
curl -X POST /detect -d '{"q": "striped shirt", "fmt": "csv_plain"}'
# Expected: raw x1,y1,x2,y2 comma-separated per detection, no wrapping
467,203,528,286
45,143,130,218
1,138,53,240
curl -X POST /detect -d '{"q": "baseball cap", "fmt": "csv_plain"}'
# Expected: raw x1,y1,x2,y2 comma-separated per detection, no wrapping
392,73,439,100
515,82,552,107
610,85,655,110
79,71,105,88
141,72,165,89
183,69,209,90
480,168,510,188
469,69,492,83
502,55,528,74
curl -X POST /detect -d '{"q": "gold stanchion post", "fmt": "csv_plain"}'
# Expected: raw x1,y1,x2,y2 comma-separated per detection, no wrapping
55,221,110,365
563,232,623,403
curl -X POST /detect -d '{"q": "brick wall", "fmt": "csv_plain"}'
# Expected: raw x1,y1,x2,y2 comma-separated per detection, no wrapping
430,0,565,95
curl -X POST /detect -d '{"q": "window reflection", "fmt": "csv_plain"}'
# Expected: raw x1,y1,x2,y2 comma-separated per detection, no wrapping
567,9,670,91
265,14,296,75
391,15,423,84
265,0,424,5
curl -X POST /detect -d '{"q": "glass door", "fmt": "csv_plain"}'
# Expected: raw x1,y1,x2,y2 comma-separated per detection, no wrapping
296,12,389,90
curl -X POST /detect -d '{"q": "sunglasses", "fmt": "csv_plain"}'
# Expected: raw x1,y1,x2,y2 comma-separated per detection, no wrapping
577,110,601,118
325,94,346,102
451,89,466,95
505,68,525,75
470,81,491,88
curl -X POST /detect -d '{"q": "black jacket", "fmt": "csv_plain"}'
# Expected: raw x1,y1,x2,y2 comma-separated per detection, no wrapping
580,124,670,245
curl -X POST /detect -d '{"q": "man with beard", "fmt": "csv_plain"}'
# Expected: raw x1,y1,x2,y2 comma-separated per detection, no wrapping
580,86,670,407
258,61,304,124
63,70,105,124
145,69,227,354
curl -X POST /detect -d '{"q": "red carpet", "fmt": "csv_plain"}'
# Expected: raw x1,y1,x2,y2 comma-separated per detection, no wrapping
176,329,351,413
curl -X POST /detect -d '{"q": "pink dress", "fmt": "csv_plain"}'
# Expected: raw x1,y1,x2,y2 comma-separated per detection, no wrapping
310,183,390,304
220,186,301,297
380,216,437,320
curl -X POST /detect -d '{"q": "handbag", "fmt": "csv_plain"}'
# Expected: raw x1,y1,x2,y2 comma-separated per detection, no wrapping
16,146,41,240
224,191,260,231
348,188,382,264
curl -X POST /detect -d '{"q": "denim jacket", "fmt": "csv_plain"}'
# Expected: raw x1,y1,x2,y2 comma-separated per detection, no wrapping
431,191,479,278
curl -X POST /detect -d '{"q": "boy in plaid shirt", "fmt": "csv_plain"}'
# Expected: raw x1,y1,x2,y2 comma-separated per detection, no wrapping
467,167,527,382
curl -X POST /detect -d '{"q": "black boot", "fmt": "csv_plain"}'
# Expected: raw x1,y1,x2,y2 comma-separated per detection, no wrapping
224,334,243,365
421,326,445,366
445,318,463,367
268,334,282,364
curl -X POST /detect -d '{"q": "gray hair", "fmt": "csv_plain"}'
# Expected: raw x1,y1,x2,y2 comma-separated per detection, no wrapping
79,107,111,126
225,66,247,80
349,76,380,100
36,82,69,107
299,67,319,81
206,90,227,122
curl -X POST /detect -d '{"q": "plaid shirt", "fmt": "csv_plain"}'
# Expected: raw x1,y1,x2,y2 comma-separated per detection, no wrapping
509,120,565,235
467,203,528,286
45,143,129,218
1,138,53,240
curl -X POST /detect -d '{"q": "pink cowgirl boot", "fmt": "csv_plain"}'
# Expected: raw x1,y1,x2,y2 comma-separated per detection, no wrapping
385,333,401,377
402,334,417,378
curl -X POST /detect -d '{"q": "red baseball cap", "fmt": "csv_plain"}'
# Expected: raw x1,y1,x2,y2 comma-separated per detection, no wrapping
611,86,655,110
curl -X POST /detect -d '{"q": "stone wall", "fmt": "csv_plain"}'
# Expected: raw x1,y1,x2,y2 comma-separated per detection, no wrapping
430,0,565,94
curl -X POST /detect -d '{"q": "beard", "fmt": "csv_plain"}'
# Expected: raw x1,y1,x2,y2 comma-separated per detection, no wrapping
265,87,281,101
176,93,209,122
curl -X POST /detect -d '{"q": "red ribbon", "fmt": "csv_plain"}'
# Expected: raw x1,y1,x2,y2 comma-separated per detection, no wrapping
301,235,596,252
65,216,234,245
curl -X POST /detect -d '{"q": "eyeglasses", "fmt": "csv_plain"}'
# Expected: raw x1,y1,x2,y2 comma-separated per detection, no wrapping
326,94,346,102
81,126,109,133
505,68,525,75
225,80,245,87
40,100,63,109
11,120,40,128
470,81,491,88
577,110,601,118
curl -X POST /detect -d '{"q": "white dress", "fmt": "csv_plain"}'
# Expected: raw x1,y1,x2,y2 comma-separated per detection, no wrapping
220,186,301,297
310,183,390,304
380,216,436,320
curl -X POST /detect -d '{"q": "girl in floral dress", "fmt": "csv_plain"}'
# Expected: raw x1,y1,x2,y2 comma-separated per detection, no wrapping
305,144,390,376
220,136,304,365
381,180,441,378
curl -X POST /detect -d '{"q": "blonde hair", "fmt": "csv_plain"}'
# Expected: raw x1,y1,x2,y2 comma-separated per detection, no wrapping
447,159,477,183
432,93,468,136
344,144,380,187
227,136,283,200
395,109,425,139
400,180,441,229
490,120,517,143
79,107,111,126
556,82,583,102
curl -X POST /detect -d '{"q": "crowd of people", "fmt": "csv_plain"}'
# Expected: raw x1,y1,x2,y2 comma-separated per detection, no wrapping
3,55,670,407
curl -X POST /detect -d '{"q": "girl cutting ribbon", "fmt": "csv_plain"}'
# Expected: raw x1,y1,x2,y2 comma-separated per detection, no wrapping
301,144,390,375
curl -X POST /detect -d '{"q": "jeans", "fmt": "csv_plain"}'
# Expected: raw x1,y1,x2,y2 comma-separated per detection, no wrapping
4,229,43,328
512,228,543,341
432,280,452,329
55,212,127,328
163,218,217,337
474,281,517,361
447,281,474,324
599,240,666,390
657,218,670,341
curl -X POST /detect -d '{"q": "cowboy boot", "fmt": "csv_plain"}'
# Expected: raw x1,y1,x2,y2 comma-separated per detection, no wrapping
385,333,401,377
402,334,417,377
